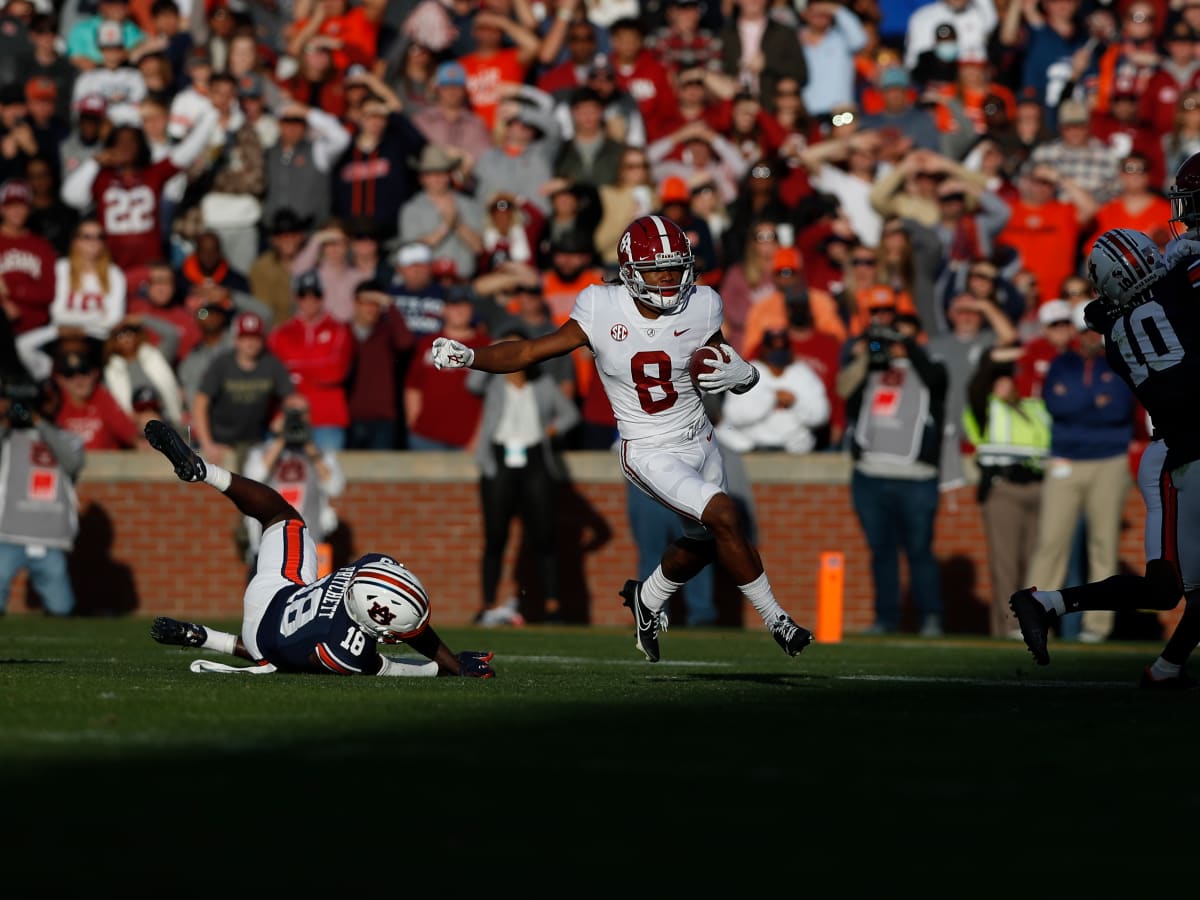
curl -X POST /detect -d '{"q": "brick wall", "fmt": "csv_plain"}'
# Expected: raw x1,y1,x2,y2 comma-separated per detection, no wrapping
8,451,1173,638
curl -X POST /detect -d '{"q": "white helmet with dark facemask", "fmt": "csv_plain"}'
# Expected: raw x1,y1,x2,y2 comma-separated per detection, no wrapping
345,558,431,643
1086,228,1166,310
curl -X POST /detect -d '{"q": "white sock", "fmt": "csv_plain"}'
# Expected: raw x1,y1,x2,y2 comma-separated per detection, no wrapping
740,572,787,625
204,463,232,493
1033,590,1065,616
202,628,237,656
640,566,680,614
1149,657,1182,680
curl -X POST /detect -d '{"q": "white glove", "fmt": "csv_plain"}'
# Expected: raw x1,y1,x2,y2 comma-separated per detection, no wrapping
696,343,758,395
432,337,475,370
1164,238,1200,270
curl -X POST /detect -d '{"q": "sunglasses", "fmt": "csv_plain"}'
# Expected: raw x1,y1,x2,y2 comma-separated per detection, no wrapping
969,270,996,280
755,230,778,242
1047,319,1073,327
851,257,876,266
1122,164,1147,174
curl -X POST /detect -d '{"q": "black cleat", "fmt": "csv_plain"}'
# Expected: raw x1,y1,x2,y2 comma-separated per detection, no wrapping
151,616,208,648
1009,588,1054,666
771,614,813,656
620,579,666,663
145,420,206,483
1139,666,1200,691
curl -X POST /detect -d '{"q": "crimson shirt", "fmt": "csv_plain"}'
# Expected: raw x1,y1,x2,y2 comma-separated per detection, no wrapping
55,383,139,450
91,159,180,271
268,312,355,428
0,232,56,333
405,333,488,448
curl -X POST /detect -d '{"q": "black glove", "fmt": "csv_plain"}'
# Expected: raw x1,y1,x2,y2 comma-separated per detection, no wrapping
457,650,495,679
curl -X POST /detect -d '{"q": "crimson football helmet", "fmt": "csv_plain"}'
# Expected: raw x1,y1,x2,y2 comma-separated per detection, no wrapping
345,558,431,644
617,215,696,312
1086,228,1166,308
1168,150,1200,237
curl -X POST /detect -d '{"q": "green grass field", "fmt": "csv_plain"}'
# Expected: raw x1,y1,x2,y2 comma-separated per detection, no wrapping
3,616,1197,896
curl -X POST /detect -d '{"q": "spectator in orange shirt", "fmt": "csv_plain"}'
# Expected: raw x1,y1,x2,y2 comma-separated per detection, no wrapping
459,11,540,133
1085,151,1172,254
995,165,1091,316
743,246,845,359
286,0,385,73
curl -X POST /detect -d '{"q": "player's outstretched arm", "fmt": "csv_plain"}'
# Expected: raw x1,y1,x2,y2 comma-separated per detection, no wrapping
144,420,299,531
403,625,496,678
434,319,588,373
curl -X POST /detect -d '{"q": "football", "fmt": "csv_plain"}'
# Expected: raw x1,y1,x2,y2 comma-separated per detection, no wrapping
689,345,729,392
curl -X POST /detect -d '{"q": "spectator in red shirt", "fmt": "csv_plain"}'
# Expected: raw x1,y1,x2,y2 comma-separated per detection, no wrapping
0,179,56,335
52,348,140,450
267,270,354,451
125,259,200,366
609,17,683,144
404,290,487,451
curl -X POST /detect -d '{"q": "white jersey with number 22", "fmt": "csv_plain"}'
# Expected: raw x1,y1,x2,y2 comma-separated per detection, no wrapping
570,283,723,442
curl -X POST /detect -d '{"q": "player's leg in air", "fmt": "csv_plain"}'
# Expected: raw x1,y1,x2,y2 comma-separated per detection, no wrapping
145,419,299,661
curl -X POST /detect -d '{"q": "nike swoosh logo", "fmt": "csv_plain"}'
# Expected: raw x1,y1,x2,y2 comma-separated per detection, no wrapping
633,592,652,632
674,329,690,336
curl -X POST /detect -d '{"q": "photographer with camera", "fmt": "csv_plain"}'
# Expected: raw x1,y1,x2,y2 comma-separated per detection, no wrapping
837,312,949,636
0,368,85,616
241,393,343,572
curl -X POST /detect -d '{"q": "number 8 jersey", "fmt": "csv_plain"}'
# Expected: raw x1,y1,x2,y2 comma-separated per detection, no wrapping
571,283,723,442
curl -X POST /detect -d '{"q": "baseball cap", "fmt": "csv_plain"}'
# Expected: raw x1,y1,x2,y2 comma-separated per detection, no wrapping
878,67,911,90
435,61,467,87
587,52,615,76
237,73,264,98
1058,99,1090,125
77,94,107,118
293,270,323,297
54,351,96,376
0,179,31,206
659,176,690,204
235,311,264,338
862,285,897,309
772,246,802,275
1038,298,1073,326
396,243,433,267
186,46,212,69
98,21,124,49
24,77,56,103
268,208,307,236
431,257,459,279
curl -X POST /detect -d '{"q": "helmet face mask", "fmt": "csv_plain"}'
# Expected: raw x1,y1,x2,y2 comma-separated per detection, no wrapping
1168,150,1200,237
344,559,431,643
618,215,696,313
1086,228,1166,309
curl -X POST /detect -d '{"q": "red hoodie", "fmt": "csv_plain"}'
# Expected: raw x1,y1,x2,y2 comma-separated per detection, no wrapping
268,312,354,428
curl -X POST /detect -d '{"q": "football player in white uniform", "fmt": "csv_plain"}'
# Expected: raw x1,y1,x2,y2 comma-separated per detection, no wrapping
434,215,814,662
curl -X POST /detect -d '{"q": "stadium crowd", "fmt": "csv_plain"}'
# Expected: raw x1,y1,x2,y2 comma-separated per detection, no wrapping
0,0,1174,632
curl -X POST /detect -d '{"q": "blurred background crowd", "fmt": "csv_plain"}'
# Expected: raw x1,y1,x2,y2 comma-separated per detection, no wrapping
0,0,1174,633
